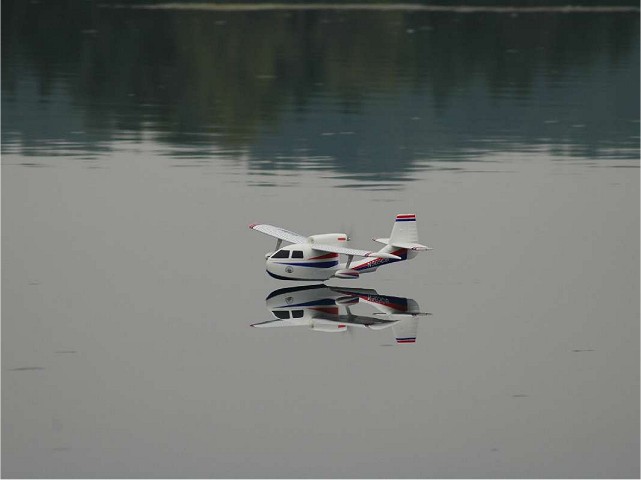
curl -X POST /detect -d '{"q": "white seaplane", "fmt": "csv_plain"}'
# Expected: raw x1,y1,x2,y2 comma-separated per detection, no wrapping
249,213,431,280
251,284,430,344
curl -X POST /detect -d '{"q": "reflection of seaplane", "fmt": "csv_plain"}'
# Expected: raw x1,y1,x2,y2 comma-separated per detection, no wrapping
249,214,431,281
251,284,430,344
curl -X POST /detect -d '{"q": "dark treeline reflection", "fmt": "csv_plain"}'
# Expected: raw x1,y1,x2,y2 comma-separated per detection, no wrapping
2,1,639,178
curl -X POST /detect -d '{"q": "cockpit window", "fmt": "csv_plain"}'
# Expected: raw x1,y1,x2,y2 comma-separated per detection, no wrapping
274,311,290,319
292,310,304,318
291,250,304,259
271,249,290,259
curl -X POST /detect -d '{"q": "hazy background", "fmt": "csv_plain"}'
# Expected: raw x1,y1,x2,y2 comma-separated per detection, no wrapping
2,1,639,477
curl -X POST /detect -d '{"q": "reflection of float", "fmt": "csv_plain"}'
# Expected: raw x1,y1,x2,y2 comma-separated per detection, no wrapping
251,284,430,344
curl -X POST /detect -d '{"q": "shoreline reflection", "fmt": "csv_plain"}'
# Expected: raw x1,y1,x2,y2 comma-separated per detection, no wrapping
252,284,430,344
3,2,638,172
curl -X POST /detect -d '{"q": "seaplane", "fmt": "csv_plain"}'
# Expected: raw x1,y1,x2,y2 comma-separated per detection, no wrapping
249,213,431,280
251,284,430,344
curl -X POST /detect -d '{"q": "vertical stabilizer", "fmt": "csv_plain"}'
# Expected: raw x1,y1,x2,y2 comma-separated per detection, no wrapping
389,214,419,244
392,317,419,344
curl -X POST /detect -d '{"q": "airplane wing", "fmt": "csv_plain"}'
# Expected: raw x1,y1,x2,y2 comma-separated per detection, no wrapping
311,312,395,328
249,223,307,244
310,243,401,260
251,319,302,328
249,224,400,260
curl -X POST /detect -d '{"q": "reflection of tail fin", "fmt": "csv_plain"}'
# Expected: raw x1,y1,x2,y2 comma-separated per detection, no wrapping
392,317,419,344
373,214,431,251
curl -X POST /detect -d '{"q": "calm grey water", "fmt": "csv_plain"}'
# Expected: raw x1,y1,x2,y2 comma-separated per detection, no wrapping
2,2,639,478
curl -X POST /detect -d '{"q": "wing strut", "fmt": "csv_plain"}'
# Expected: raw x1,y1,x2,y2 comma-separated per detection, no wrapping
346,254,354,269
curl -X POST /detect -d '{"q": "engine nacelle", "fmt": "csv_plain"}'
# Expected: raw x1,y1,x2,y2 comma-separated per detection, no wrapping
307,233,349,245
334,269,360,279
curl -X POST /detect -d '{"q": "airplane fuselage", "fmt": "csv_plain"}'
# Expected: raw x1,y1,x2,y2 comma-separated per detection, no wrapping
265,243,412,281
251,214,428,281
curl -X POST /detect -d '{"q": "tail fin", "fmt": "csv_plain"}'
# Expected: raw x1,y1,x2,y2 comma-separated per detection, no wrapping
390,214,419,244
392,317,419,344
374,214,431,251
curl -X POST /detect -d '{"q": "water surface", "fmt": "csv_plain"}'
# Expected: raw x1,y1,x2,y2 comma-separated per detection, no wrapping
2,2,639,478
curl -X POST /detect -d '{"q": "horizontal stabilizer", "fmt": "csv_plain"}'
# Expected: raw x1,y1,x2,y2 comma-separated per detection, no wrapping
389,241,431,251
373,238,431,250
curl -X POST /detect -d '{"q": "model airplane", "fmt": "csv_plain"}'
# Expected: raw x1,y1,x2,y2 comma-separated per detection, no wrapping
249,213,431,280
251,284,430,344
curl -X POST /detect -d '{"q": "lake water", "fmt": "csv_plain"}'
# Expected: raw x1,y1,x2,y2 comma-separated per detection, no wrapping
2,2,639,478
